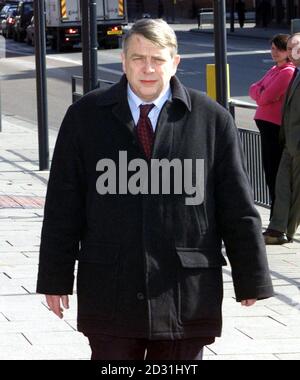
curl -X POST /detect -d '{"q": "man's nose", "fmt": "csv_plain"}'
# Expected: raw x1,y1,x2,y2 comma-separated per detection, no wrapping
143,60,155,73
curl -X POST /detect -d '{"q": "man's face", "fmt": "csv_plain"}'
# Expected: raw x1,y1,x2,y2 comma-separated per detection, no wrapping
121,34,180,102
287,35,300,66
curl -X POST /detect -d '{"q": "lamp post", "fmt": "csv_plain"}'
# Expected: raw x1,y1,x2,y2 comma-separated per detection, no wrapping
34,0,49,170
213,0,229,109
81,0,98,94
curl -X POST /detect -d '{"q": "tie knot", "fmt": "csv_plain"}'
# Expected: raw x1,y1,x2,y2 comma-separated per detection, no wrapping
139,104,155,119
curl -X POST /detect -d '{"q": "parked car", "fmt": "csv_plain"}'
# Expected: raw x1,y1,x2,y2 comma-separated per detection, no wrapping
1,8,17,38
0,2,17,32
0,0,18,11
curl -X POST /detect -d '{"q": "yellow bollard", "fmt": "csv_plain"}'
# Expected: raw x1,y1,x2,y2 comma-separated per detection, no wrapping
206,64,230,101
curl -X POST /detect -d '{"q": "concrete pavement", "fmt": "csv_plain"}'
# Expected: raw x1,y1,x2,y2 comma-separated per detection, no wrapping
0,114,300,360
189,22,291,40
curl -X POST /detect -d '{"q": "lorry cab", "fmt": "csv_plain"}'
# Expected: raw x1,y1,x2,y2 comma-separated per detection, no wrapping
46,0,128,51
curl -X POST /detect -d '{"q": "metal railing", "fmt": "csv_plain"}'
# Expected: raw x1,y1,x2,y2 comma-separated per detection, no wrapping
71,75,115,103
229,98,257,119
239,128,271,206
229,98,271,207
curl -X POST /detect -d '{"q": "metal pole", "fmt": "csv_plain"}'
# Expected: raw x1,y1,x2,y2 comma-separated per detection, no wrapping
230,0,235,32
213,0,229,109
255,0,260,27
34,0,49,170
81,0,91,94
81,0,98,94
172,0,176,23
90,0,98,90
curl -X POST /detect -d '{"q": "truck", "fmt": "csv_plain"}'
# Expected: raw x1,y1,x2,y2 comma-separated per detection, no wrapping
46,0,128,50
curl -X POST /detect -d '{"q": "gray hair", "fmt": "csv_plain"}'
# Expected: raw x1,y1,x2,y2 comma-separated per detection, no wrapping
288,32,300,42
122,18,178,57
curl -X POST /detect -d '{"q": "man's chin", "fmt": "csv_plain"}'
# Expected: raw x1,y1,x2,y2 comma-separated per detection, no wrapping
139,91,158,102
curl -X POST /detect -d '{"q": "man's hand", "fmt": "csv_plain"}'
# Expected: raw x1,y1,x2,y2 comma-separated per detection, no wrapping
241,299,257,307
45,295,69,319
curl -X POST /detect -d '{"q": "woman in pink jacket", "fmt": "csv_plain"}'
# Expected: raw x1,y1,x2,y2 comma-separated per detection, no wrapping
249,34,295,216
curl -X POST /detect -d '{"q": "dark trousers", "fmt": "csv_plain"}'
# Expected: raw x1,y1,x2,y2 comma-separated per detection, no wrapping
87,335,210,360
256,120,283,218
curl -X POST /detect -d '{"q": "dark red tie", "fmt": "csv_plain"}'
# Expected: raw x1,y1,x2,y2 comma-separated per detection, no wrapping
136,104,155,159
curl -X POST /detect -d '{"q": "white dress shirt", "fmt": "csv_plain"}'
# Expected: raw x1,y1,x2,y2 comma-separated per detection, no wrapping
127,84,171,132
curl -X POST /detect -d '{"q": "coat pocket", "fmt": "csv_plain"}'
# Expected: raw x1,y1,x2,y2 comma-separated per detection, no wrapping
176,248,224,325
173,201,209,248
77,242,120,321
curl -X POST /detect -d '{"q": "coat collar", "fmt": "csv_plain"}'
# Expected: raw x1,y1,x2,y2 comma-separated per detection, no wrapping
95,75,191,151
96,74,192,112
287,67,300,103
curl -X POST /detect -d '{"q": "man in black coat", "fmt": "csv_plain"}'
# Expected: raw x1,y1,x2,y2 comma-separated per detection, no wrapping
37,18,273,360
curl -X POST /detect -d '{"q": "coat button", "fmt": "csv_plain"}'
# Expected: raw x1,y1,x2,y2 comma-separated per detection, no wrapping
137,292,145,300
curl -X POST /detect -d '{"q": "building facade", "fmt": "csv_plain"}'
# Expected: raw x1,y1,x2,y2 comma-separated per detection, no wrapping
127,0,300,26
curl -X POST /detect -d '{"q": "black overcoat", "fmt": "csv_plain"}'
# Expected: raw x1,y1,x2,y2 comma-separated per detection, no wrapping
37,76,273,339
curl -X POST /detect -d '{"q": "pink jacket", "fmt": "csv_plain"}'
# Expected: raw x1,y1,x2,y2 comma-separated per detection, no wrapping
249,62,295,126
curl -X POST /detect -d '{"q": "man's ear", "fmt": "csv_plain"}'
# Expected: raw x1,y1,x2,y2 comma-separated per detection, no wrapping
121,52,127,74
172,54,181,75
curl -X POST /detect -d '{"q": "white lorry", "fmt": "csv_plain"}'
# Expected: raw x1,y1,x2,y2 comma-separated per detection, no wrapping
45,0,127,50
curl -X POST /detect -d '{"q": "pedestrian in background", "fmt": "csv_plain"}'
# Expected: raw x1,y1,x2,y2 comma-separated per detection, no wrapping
236,0,246,28
249,34,295,218
37,18,273,360
158,0,164,18
264,33,300,244
259,0,271,28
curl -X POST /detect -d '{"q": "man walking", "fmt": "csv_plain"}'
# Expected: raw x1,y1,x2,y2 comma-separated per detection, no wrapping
37,19,273,360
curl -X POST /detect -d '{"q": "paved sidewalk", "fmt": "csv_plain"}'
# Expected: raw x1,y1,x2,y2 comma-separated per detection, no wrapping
189,22,291,40
0,116,300,360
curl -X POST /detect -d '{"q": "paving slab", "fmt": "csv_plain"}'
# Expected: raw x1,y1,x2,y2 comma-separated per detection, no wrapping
210,338,300,355
0,343,90,360
0,333,31,346
275,353,300,360
23,331,88,346
0,319,75,334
